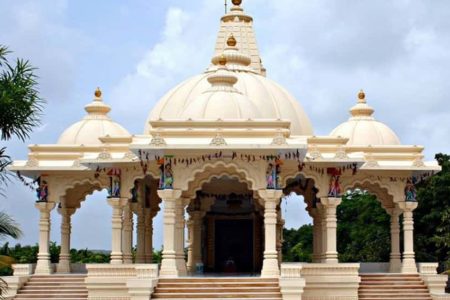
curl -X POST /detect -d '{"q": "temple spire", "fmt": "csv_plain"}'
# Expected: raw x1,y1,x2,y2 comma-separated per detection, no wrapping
213,0,264,75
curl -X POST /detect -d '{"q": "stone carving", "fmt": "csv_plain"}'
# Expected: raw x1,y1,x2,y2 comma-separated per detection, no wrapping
271,131,287,146
210,132,227,146
150,132,167,147
98,148,112,160
25,157,39,167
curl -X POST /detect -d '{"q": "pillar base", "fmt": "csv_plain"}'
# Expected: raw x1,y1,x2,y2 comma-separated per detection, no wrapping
389,257,402,273
56,259,71,273
401,258,418,274
261,257,280,278
35,260,53,275
160,254,179,278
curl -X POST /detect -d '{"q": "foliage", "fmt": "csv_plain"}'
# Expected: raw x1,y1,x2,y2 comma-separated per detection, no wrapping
415,153,450,272
337,191,391,262
282,225,313,262
0,46,43,142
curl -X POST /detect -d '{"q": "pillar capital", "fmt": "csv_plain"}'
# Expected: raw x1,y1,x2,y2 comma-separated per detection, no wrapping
157,189,182,201
258,189,283,201
319,197,342,208
107,197,129,208
57,207,76,217
35,202,56,213
398,201,418,213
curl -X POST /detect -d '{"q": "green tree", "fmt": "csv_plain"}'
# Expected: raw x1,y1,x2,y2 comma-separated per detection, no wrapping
337,191,390,262
415,153,450,271
282,225,313,262
0,45,42,298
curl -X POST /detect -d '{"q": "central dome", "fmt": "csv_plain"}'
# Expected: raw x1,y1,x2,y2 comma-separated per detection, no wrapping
145,3,313,137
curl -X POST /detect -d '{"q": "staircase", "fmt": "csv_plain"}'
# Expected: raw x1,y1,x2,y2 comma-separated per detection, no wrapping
359,274,432,300
14,275,88,300
152,277,282,299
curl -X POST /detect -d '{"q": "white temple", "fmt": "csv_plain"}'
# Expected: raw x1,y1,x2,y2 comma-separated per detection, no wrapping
4,1,449,300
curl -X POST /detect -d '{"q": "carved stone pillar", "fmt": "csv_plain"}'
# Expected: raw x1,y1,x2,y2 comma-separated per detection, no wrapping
122,203,134,264
319,197,341,263
259,190,282,277
56,207,76,273
107,198,128,264
316,204,328,263
158,189,182,277
174,199,187,276
311,209,322,263
399,201,418,274
132,203,146,263
276,213,285,265
35,202,56,275
144,208,154,263
389,207,402,273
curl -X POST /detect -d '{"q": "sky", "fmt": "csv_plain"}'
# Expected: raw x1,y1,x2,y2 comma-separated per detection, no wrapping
0,0,449,250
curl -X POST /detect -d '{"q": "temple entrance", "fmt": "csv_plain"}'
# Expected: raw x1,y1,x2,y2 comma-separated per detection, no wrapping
187,176,264,275
214,219,254,273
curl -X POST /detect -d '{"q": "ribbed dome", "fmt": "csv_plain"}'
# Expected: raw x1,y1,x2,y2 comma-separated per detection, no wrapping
144,4,313,137
58,89,130,145
180,63,261,119
330,91,400,146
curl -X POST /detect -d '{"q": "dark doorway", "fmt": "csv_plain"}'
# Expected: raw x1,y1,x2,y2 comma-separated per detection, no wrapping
214,219,254,273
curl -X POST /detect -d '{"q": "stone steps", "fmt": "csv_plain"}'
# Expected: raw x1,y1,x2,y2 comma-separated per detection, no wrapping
153,277,282,300
359,274,432,300
14,275,88,300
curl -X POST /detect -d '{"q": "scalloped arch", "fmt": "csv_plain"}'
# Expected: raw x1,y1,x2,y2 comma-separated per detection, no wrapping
184,172,252,199
178,160,261,192
342,179,395,210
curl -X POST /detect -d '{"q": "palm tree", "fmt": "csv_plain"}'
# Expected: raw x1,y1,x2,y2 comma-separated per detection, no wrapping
0,45,42,299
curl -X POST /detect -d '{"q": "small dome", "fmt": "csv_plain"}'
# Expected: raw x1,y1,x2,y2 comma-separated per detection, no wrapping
330,91,400,146
57,88,130,145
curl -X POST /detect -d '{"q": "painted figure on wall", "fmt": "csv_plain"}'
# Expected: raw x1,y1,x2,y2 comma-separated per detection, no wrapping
36,177,48,202
158,158,174,190
405,179,417,202
328,175,341,197
267,159,283,190
131,180,139,203
266,163,275,189
107,168,121,198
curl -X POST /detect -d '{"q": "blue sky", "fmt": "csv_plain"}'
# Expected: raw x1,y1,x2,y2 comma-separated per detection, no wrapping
1,0,450,250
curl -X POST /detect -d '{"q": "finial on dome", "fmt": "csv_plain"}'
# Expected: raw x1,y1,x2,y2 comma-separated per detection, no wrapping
218,55,227,66
232,0,242,6
94,87,102,99
358,89,366,101
227,34,237,47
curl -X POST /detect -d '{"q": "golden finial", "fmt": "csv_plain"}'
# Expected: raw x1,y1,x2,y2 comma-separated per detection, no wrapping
232,0,242,6
94,87,102,98
358,89,365,101
227,34,237,47
218,55,227,66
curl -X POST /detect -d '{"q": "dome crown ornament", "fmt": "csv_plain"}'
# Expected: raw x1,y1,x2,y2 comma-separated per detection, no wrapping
227,34,237,47
350,89,374,118
94,87,102,98
232,0,242,6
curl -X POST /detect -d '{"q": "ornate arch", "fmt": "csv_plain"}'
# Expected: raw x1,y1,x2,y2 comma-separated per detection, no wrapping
176,160,265,192
341,178,395,211
184,172,252,199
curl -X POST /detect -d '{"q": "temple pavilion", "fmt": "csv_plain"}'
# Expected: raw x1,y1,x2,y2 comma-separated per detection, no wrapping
7,1,449,300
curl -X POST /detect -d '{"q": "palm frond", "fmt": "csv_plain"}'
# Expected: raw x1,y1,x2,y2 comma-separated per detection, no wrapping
0,211,22,240
0,48,45,142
